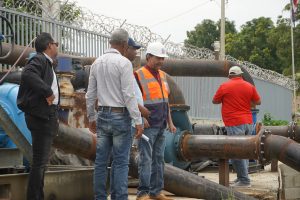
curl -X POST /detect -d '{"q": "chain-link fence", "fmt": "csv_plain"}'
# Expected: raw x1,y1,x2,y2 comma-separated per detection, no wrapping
1,0,297,90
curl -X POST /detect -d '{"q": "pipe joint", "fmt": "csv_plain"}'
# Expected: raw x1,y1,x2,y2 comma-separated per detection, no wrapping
288,121,297,140
259,130,271,165
177,130,190,161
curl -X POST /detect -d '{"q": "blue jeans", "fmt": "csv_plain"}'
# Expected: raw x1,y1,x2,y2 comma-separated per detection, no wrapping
137,128,166,197
226,124,252,184
94,110,132,200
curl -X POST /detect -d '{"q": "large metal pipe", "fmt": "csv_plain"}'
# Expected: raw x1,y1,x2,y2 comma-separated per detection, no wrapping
179,130,300,171
54,124,256,200
264,124,300,143
0,43,89,67
142,59,254,85
166,74,186,105
53,123,96,161
180,134,259,161
0,43,253,106
193,124,300,144
128,149,255,200
0,43,253,84
192,124,220,135
0,43,34,66
264,133,300,171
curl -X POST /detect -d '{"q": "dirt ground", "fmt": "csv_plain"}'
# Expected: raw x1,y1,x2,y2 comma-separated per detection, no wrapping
126,164,278,200
198,164,278,200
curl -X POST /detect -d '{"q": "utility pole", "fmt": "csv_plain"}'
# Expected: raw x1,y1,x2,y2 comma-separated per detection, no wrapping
290,0,297,114
291,24,296,113
220,0,225,60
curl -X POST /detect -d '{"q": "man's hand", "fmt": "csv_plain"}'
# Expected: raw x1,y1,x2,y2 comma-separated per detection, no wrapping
135,124,144,139
138,104,151,119
89,121,96,134
143,118,150,128
46,94,55,105
168,123,177,134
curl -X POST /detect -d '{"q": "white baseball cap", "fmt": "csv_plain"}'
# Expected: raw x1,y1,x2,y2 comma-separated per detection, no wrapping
229,66,243,75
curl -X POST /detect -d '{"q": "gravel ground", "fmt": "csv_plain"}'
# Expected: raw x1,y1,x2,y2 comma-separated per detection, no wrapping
198,164,279,200
125,164,278,200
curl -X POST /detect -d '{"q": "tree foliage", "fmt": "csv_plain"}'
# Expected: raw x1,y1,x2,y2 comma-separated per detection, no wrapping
2,0,81,22
184,19,236,51
185,3,300,75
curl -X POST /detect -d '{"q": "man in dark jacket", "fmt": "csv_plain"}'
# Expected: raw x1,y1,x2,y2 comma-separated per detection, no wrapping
17,32,59,200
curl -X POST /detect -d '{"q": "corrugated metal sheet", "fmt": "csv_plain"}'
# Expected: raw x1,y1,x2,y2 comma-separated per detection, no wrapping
173,76,292,122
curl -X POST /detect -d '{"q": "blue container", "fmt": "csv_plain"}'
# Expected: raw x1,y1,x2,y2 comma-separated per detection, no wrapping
56,56,73,72
251,109,259,135
0,83,32,148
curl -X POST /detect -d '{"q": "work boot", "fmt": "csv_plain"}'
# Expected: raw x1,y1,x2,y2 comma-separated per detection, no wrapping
150,193,174,200
136,194,151,200
229,178,239,184
230,181,251,188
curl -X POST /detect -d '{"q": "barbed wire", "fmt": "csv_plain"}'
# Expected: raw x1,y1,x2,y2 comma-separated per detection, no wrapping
226,55,299,90
2,0,297,90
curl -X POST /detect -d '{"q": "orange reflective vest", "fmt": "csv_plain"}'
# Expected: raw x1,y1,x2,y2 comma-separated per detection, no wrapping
135,67,169,104
136,66,169,128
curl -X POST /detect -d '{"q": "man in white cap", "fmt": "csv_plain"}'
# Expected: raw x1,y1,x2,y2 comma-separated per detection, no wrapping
134,42,176,200
212,66,261,187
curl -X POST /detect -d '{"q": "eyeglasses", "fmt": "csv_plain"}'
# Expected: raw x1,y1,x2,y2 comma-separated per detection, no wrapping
51,42,59,47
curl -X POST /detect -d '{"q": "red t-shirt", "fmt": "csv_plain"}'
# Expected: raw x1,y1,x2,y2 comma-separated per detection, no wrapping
213,77,261,126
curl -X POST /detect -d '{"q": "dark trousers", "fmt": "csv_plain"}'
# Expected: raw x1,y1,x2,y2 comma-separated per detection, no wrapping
25,108,58,200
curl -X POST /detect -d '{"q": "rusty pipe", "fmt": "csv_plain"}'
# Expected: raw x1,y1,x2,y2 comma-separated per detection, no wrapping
180,134,260,161
191,119,300,136
141,59,254,85
0,44,253,105
0,43,34,66
0,43,253,83
166,74,186,105
193,124,300,144
179,130,300,171
129,148,256,200
53,123,96,161
263,133,300,171
0,43,95,67
264,124,300,143
192,124,220,135
53,124,256,200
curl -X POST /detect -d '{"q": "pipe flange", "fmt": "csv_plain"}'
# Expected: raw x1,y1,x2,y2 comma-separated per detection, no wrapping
176,130,190,162
259,130,271,165
288,121,297,140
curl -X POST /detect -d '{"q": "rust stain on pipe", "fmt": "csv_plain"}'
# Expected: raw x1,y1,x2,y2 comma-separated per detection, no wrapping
181,134,260,160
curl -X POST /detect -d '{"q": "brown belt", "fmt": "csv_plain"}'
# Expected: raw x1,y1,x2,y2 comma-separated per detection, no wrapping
98,106,127,113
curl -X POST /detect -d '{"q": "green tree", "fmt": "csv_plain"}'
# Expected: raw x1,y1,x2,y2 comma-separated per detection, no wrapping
184,19,236,50
184,2,300,75
2,0,81,22
227,17,279,71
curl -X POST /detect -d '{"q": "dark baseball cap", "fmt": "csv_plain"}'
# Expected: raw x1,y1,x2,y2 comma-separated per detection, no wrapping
128,37,141,49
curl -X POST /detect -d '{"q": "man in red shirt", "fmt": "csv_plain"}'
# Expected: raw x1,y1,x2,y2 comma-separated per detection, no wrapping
212,66,261,187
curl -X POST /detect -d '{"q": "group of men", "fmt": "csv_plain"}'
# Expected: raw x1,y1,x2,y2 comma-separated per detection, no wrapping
17,28,260,200
85,28,176,200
